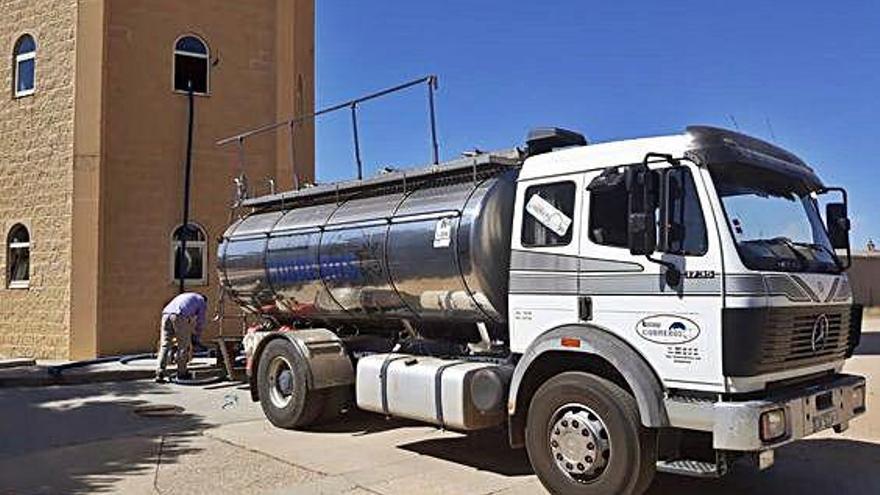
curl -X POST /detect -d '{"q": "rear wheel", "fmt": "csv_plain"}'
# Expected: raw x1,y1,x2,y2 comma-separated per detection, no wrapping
525,372,657,495
257,339,325,429
316,385,353,423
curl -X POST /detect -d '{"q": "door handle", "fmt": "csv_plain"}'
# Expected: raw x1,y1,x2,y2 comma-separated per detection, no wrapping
578,296,592,321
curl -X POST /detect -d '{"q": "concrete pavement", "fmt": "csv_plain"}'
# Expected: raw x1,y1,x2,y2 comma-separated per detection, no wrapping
1,328,879,494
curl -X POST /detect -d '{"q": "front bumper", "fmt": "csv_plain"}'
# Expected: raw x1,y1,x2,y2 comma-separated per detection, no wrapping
667,373,866,451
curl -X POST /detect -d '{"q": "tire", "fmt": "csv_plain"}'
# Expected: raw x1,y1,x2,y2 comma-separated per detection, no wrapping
256,339,325,429
525,372,657,495
315,385,353,424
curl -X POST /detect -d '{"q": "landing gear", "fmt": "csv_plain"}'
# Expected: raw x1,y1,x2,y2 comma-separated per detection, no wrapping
526,372,657,495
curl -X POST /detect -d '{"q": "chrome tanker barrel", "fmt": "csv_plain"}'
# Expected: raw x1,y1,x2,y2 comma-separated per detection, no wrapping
219,151,522,333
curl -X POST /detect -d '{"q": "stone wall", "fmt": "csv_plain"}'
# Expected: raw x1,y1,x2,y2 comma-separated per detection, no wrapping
99,0,314,355
0,0,77,359
0,0,314,359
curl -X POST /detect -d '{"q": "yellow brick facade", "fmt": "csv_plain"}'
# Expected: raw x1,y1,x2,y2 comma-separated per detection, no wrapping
0,0,77,359
0,0,315,359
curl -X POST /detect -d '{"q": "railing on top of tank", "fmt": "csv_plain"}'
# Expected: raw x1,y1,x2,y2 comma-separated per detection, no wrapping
216,75,441,210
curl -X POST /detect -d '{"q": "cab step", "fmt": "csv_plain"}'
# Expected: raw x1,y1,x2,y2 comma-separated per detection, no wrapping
656,456,728,478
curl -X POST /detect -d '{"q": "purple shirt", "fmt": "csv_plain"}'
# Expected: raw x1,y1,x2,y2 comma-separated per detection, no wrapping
162,293,207,332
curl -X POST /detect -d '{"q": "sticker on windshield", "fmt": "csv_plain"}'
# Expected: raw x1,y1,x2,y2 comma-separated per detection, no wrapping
526,194,572,237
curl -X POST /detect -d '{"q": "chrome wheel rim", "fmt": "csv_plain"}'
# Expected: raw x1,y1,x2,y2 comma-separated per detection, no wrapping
267,355,295,409
548,403,611,483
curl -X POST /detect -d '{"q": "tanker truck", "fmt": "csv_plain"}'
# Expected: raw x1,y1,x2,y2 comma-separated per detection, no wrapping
218,126,866,495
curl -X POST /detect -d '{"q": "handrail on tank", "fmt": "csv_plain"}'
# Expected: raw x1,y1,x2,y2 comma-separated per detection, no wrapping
217,75,441,196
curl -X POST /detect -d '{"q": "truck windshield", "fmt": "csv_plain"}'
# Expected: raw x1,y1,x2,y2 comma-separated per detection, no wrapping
710,164,841,274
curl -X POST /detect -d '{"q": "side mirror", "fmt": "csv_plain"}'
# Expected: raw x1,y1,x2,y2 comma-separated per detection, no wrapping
626,166,657,256
826,202,851,250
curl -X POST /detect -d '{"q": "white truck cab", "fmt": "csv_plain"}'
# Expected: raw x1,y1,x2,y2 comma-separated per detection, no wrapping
223,125,866,495
504,127,864,484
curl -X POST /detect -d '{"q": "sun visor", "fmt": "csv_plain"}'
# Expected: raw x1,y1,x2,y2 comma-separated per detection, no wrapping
685,126,823,190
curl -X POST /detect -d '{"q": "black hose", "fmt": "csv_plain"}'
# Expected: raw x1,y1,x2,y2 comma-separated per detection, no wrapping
169,371,225,386
118,353,157,365
48,350,216,377
47,356,123,377
118,351,212,366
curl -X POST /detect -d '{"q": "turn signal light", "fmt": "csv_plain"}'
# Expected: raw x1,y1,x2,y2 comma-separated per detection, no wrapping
760,408,787,442
853,385,866,413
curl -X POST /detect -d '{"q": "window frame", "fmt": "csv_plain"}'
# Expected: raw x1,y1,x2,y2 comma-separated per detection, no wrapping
658,166,709,257
587,168,630,249
6,224,30,290
13,34,36,98
170,223,208,286
172,34,210,96
586,163,710,257
520,180,577,248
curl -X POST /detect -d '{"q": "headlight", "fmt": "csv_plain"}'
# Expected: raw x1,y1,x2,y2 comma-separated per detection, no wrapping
852,385,866,413
760,408,787,442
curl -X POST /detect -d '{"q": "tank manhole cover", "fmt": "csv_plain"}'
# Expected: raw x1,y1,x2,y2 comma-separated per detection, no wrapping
133,404,185,417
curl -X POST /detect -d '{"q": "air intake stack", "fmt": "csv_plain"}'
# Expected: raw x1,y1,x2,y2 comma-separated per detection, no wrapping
525,127,587,156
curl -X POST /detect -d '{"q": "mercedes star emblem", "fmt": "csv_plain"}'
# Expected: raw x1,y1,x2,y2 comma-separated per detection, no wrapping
811,314,830,353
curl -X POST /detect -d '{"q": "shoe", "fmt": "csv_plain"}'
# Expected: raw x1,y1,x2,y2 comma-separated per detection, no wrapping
154,375,166,384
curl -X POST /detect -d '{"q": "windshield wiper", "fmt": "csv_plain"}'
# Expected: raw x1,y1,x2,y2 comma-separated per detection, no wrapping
768,237,810,271
789,240,842,270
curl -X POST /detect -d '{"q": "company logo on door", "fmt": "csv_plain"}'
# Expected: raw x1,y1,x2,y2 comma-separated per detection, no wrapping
636,315,700,345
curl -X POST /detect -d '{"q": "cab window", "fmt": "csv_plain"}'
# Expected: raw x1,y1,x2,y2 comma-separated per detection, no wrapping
521,181,576,247
661,168,708,256
588,166,707,256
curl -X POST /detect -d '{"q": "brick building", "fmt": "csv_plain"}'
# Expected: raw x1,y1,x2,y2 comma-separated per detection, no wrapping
0,0,315,359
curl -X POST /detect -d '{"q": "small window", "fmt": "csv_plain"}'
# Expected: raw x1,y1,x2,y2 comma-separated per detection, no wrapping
521,182,576,247
171,223,207,285
13,34,36,97
589,171,629,248
661,168,708,256
7,224,30,289
173,35,209,94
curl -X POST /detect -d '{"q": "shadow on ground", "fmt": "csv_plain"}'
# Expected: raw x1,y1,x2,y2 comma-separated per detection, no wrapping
306,408,427,436
400,428,533,477
855,332,880,355
648,439,880,494
0,381,209,494
398,423,880,494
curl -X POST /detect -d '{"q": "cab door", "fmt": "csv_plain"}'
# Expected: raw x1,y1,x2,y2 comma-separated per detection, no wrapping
579,162,725,392
509,174,584,352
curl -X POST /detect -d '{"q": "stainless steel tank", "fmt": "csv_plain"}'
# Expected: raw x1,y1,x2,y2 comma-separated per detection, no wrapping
219,164,518,327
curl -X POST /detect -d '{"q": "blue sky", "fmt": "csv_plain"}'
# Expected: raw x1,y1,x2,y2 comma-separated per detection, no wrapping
314,1,880,247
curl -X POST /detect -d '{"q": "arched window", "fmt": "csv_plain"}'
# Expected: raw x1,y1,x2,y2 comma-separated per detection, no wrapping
173,35,209,95
171,223,207,285
7,224,30,289
13,34,36,97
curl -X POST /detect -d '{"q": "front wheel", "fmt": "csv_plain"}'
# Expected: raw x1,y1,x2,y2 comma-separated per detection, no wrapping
525,372,657,495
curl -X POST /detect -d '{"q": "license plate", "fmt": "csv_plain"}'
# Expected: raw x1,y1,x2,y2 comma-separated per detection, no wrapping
812,410,838,433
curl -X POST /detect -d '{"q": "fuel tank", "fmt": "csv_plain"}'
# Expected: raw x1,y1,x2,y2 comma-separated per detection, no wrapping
218,164,518,328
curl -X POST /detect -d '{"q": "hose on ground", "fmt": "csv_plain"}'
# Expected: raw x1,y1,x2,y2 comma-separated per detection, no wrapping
169,370,225,386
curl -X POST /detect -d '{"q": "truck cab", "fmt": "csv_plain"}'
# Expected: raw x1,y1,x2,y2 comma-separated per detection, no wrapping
506,126,865,488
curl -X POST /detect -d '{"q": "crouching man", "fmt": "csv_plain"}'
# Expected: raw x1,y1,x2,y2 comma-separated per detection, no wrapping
156,292,207,383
